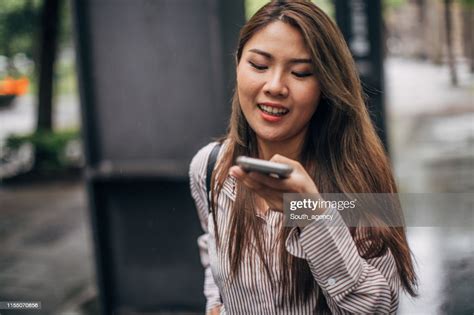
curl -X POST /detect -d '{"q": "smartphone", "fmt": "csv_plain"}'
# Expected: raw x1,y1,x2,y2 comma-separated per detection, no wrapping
235,156,293,178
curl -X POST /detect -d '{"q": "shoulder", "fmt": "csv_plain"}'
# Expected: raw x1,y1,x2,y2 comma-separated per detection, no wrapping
189,142,219,182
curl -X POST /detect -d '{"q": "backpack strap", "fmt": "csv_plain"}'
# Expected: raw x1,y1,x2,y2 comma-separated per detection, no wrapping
206,143,222,213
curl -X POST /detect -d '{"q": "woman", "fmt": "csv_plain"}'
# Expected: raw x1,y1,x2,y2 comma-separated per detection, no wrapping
190,1,417,314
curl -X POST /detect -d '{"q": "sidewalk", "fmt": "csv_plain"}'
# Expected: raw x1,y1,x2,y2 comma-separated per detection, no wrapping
0,180,96,315
385,58,473,314
386,57,473,194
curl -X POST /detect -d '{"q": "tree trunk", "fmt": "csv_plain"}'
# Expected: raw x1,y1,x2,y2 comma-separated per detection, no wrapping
36,0,61,132
415,0,428,59
444,0,458,85
462,6,474,73
471,9,474,73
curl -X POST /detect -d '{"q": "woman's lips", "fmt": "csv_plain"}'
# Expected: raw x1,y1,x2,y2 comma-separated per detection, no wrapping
257,103,289,122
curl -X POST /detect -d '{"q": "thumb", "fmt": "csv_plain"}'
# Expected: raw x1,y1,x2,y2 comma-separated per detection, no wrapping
270,154,299,167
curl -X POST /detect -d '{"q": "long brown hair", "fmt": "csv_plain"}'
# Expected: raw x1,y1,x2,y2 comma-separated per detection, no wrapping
210,0,417,310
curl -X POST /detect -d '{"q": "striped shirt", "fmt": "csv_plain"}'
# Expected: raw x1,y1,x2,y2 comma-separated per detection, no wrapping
189,141,401,314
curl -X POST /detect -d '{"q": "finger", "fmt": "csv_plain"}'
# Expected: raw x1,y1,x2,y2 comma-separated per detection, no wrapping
234,170,285,199
229,165,246,178
230,166,285,191
269,154,301,167
247,171,293,191
233,170,266,192
230,168,286,212
270,154,305,174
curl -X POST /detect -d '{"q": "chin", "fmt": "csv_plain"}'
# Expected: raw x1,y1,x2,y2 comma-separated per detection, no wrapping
254,129,287,142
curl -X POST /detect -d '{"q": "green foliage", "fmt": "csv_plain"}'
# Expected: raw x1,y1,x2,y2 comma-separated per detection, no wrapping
383,0,407,9
54,53,78,95
244,0,334,20
312,0,334,18
0,0,73,81
6,129,80,171
58,0,73,49
459,0,474,7
382,0,408,18
0,0,42,58
245,0,268,19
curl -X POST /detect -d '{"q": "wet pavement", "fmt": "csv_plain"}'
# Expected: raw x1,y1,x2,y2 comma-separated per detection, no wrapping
0,180,96,315
387,58,473,314
0,57,473,314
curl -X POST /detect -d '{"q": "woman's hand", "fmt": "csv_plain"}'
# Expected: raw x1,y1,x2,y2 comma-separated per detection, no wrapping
207,305,221,315
229,154,319,213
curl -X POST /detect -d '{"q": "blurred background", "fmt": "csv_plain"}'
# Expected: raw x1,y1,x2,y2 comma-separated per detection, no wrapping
0,0,472,314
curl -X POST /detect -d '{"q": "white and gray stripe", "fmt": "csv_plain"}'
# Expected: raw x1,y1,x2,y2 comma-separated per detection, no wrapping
190,141,400,314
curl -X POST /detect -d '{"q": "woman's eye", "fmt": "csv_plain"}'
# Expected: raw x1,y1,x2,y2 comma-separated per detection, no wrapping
249,61,267,70
292,71,313,78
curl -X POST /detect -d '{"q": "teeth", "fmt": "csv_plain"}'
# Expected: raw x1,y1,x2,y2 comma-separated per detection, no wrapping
259,104,289,116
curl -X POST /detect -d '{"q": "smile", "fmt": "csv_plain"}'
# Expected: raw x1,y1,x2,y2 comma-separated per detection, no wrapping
257,104,289,116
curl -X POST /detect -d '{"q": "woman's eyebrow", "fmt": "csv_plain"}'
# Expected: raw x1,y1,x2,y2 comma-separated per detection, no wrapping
248,48,312,64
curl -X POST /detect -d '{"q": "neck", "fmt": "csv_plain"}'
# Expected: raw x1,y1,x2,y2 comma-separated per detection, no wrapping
256,131,307,161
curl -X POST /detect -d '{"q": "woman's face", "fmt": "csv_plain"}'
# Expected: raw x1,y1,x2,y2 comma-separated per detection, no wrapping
236,21,321,143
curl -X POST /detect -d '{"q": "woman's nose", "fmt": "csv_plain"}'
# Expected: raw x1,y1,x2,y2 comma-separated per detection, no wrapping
263,72,289,98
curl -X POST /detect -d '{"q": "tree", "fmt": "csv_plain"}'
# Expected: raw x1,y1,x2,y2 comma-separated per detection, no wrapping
36,0,62,133
444,0,458,85
459,0,474,72
0,0,41,74
1,0,69,172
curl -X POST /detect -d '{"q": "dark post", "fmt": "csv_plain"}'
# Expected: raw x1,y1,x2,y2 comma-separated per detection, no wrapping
72,1,245,314
36,0,62,132
335,0,388,151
